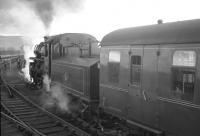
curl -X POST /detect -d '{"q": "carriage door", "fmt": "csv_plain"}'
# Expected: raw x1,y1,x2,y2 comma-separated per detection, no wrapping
127,46,143,121
141,45,159,127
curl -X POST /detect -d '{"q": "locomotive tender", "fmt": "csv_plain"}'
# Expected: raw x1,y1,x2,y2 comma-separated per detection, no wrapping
31,19,200,136
100,19,200,136
50,33,100,109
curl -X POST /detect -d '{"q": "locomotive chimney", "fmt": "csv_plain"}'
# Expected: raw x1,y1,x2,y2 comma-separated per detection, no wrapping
157,19,163,24
44,36,49,42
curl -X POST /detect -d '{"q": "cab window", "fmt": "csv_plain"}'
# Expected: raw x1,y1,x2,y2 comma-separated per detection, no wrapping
171,50,196,102
108,51,120,83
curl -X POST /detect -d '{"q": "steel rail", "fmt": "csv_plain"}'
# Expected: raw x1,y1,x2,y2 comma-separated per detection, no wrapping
9,85,91,136
1,101,46,136
1,82,91,136
1,112,41,136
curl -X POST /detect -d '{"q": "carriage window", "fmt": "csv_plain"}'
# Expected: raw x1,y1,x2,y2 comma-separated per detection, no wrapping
132,56,141,65
171,51,196,102
173,51,196,67
131,55,141,84
108,51,120,83
109,51,120,63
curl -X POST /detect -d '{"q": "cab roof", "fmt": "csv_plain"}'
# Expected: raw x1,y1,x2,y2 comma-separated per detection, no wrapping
101,19,200,46
49,33,98,47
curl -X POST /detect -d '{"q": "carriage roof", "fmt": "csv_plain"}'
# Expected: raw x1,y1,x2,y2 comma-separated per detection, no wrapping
101,19,200,46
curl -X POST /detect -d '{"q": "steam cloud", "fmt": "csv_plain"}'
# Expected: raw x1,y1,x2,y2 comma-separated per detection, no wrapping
42,75,70,112
42,75,85,113
43,74,51,92
0,0,84,82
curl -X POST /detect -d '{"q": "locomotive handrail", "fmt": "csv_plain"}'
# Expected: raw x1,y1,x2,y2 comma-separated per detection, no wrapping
0,55,23,61
29,57,44,61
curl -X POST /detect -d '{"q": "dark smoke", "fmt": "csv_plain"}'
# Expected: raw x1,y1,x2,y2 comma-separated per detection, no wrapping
27,0,54,29
0,0,85,31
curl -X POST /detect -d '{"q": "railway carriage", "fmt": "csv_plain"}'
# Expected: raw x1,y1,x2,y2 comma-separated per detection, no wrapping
99,19,200,136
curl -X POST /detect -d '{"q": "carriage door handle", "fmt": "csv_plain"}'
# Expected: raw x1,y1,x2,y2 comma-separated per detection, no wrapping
142,90,147,101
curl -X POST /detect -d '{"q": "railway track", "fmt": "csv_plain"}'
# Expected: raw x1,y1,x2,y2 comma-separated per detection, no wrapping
1,77,91,136
1,112,38,136
0,75,158,136
0,77,151,136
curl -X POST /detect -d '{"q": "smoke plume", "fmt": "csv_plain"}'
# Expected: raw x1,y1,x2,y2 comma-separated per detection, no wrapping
0,0,85,34
27,0,84,29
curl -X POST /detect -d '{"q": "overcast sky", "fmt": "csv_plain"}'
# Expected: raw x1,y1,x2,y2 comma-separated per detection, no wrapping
0,0,200,40
49,0,200,40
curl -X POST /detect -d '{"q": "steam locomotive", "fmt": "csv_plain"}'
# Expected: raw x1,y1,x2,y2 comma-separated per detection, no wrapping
28,37,49,89
29,19,200,136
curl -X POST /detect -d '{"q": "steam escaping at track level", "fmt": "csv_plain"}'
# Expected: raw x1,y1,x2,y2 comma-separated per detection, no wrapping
42,74,84,113
43,74,51,92
42,74,70,112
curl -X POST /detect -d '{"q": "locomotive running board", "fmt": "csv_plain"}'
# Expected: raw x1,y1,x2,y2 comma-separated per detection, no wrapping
127,120,163,136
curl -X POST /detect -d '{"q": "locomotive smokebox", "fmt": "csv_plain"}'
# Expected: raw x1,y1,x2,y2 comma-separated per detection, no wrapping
28,36,52,90
157,19,163,24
